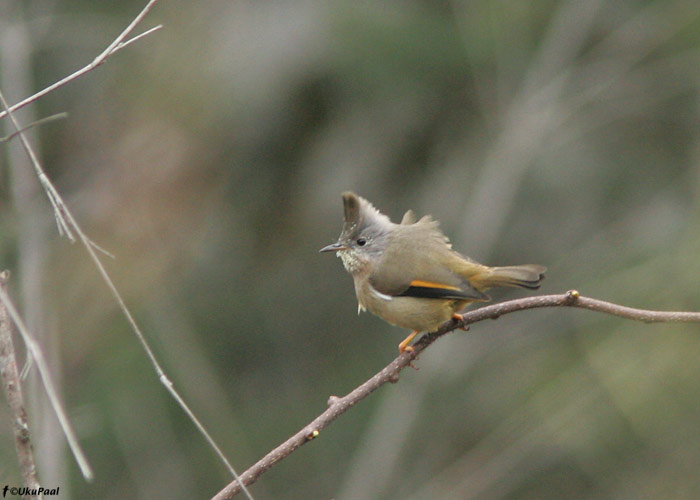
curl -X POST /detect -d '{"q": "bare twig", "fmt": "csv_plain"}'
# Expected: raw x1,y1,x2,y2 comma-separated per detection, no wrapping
0,0,162,121
0,270,93,481
211,290,700,499
0,88,252,494
0,3,254,496
0,90,74,239
0,112,68,143
0,271,43,499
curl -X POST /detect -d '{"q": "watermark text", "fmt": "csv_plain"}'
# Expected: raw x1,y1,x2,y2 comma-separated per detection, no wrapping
3,485,60,497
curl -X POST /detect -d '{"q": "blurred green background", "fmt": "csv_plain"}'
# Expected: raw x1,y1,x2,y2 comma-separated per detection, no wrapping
2,1,700,499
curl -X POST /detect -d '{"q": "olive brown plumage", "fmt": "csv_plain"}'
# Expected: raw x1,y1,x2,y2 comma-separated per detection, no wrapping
320,192,546,353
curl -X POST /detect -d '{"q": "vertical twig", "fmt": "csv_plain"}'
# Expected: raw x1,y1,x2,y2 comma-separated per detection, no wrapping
0,271,43,500
0,271,94,481
0,3,254,496
0,2,64,486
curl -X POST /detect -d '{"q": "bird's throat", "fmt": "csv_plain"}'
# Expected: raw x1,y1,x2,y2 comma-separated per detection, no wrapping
337,249,365,274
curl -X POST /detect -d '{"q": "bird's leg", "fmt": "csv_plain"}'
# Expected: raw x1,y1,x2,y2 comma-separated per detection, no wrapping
398,330,419,353
452,313,469,331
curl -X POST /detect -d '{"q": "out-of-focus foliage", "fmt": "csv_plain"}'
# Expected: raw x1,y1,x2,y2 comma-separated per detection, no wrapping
2,0,700,498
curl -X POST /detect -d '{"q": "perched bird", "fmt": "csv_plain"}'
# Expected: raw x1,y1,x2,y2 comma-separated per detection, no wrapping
320,192,546,353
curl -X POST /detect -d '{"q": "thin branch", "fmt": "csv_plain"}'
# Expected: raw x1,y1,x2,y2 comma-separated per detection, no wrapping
0,271,43,499
0,88,252,494
0,4,254,496
0,90,91,479
108,23,163,53
0,271,93,481
0,112,68,143
0,90,74,239
0,0,162,121
211,290,700,499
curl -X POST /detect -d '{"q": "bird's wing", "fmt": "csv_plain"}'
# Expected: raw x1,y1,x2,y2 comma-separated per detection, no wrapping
395,278,489,301
369,216,489,301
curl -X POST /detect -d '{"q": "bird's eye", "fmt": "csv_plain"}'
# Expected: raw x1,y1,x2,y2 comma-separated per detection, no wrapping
356,238,367,246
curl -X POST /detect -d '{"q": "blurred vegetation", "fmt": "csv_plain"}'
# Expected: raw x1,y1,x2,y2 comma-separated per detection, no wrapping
2,0,700,499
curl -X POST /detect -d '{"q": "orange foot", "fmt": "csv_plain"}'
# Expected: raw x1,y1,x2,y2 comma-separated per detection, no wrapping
398,330,419,353
452,313,469,331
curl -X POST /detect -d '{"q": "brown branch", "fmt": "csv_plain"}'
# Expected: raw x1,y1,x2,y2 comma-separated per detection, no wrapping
0,112,68,143
0,4,253,490
211,290,700,500
0,0,161,121
0,271,43,500
1,2,257,492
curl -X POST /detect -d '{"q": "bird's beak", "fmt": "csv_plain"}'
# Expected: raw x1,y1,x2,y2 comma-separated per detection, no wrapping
319,242,347,253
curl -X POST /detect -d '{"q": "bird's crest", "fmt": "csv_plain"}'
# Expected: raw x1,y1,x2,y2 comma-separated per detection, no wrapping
341,191,392,238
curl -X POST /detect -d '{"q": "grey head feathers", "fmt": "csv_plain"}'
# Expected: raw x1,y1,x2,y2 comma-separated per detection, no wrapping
334,192,394,275
400,209,417,225
341,192,393,240
335,192,455,275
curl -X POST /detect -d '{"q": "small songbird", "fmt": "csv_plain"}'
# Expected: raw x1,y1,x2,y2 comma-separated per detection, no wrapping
320,192,546,353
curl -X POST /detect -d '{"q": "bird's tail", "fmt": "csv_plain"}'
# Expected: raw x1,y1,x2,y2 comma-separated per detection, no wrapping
474,264,546,290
